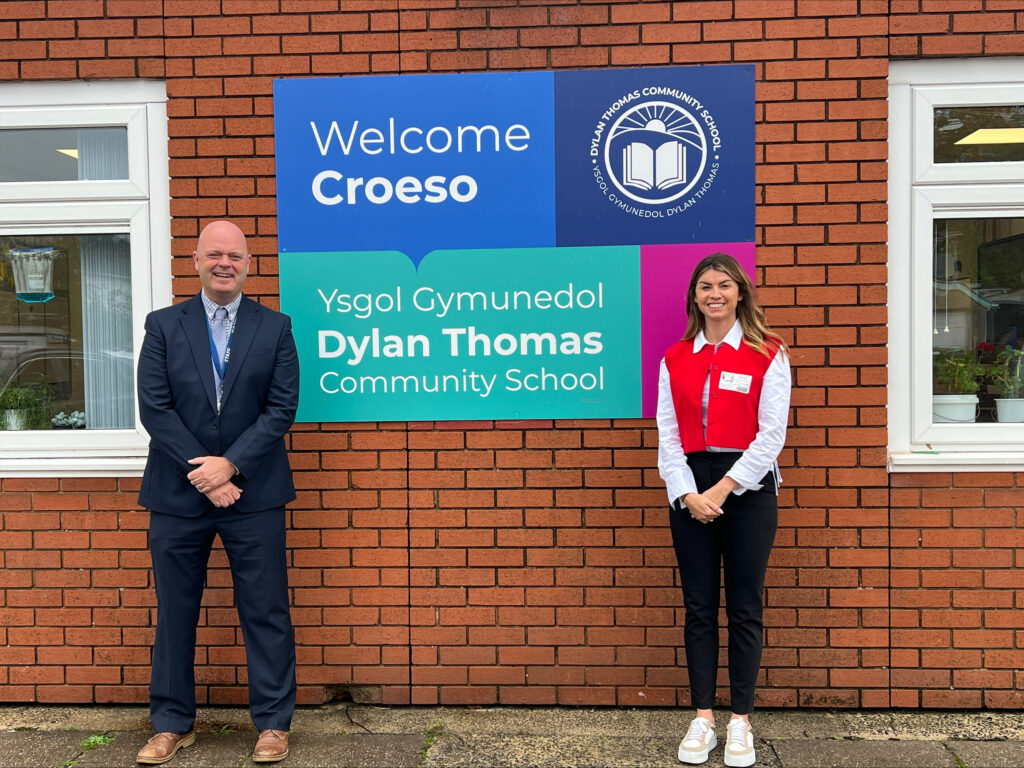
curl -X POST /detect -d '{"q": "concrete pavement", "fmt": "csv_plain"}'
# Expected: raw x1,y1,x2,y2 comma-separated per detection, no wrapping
2,704,1023,767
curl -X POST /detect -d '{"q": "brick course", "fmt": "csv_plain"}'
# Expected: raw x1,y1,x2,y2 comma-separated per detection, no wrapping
1,0,1023,708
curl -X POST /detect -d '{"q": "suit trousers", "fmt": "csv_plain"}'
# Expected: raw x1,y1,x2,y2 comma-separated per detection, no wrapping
669,451,778,715
148,505,296,733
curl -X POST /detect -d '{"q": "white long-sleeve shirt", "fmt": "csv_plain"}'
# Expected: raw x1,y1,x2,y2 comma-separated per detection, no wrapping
656,320,791,506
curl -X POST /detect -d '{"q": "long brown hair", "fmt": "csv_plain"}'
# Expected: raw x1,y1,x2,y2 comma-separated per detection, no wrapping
682,252,784,356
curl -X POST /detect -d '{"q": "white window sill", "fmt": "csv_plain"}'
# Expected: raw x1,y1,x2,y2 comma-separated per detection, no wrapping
0,449,147,477
888,450,1024,473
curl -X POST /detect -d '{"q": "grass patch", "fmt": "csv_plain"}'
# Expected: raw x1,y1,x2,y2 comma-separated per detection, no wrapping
80,733,115,750
419,721,445,765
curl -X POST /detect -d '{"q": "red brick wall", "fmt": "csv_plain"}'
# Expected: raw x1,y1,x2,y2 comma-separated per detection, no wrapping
2,0,1024,708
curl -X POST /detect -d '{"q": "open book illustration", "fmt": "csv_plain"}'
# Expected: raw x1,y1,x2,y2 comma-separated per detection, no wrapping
622,140,686,191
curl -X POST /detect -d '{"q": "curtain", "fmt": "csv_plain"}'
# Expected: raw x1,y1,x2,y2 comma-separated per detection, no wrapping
78,129,133,429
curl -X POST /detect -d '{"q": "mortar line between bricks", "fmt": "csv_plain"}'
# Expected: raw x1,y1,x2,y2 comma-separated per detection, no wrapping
404,414,412,702
398,0,404,77
406,0,418,705
397,3,410,708
884,0,893,706
886,461,893,708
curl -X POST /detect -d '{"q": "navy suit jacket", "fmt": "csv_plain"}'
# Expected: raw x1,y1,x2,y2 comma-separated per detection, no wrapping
137,293,299,517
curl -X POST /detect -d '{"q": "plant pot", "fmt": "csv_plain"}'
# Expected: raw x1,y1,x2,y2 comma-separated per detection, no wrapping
932,393,978,423
1,409,27,430
995,398,1024,423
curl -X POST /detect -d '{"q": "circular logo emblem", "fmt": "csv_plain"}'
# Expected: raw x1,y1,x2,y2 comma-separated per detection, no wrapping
590,88,722,218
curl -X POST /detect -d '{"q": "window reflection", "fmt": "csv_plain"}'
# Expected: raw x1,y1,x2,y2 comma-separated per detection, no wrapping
0,234,134,431
933,218,1024,424
934,106,1024,163
0,127,129,182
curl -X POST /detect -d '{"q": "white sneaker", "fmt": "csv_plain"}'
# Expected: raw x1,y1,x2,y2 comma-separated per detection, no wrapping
678,716,717,764
724,718,756,767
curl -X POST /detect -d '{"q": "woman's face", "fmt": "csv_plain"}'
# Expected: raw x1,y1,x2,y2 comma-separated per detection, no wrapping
694,268,741,324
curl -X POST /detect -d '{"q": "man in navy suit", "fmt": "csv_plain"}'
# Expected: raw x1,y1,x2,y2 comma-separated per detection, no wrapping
136,220,298,765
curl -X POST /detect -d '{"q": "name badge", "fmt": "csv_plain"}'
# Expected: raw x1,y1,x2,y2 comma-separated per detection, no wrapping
719,371,752,394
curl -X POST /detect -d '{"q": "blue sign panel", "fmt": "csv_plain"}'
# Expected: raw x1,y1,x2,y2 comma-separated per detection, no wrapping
553,66,754,247
274,66,755,422
274,73,556,266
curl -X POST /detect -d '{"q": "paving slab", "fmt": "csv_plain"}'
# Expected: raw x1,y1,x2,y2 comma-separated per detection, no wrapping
0,707,150,733
888,712,1024,741
0,731,88,768
423,733,680,768
4,705,1024,742
69,731,424,768
422,733,784,768
4,706,1024,768
336,705,687,738
76,732,252,768
770,739,959,768
268,733,424,768
946,741,1024,768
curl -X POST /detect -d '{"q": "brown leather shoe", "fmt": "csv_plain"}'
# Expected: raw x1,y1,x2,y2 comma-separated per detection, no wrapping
136,731,195,764
252,729,290,763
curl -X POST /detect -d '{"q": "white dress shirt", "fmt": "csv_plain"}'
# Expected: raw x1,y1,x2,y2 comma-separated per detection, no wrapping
657,320,791,506
200,291,241,326
200,291,242,408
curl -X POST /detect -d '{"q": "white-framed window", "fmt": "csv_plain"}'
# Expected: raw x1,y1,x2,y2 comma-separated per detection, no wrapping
889,59,1024,472
0,80,170,476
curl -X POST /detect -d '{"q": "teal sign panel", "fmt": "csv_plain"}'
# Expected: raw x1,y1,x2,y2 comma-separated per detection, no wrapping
280,248,638,421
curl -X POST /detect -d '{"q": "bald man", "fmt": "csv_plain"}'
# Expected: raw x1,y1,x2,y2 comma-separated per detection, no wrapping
136,221,298,764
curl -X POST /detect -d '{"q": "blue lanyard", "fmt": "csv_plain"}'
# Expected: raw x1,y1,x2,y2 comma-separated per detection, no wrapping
206,311,236,382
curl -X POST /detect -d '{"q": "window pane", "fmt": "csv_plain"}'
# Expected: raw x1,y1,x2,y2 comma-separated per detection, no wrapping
933,217,1024,424
0,127,129,182
0,234,134,430
934,106,1024,164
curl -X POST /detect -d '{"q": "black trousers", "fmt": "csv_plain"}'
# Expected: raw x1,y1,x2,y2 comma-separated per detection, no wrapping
669,451,778,715
148,505,296,733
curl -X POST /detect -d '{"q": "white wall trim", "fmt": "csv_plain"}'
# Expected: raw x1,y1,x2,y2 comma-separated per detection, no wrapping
0,80,169,477
888,59,1024,473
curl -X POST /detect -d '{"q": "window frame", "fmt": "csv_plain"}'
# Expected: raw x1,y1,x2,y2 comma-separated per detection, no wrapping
0,107,148,199
889,58,1024,472
0,80,170,477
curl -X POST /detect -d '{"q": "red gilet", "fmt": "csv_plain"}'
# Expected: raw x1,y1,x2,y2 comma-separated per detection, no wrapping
664,336,779,453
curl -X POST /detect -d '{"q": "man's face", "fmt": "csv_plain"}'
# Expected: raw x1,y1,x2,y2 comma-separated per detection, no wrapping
193,222,250,304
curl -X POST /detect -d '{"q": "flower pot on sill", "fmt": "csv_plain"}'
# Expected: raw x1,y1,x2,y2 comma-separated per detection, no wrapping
1,409,27,431
995,398,1024,423
932,393,978,423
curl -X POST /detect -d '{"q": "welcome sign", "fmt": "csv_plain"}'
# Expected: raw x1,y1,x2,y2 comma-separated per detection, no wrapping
274,66,754,422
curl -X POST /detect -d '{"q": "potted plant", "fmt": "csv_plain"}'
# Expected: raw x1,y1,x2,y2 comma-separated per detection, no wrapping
0,382,50,430
932,348,985,423
990,348,1024,423
51,410,87,429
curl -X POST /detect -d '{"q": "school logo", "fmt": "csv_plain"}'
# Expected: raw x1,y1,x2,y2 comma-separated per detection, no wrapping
591,87,722,218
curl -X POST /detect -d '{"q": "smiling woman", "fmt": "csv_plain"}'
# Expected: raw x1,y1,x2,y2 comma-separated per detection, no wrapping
656,252,791,768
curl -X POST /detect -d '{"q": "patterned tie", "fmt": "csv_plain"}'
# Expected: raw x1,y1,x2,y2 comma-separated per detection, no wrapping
212,306,229,363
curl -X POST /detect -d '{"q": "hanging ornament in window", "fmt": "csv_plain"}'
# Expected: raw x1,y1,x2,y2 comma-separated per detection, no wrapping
6,246,58,303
